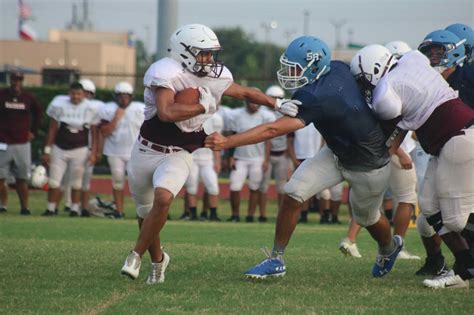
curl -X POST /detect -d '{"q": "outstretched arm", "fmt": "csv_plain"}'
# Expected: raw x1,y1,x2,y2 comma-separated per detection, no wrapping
224,83,276,108
205,116,305,150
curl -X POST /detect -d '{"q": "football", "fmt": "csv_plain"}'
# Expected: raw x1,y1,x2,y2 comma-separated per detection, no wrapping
175,88,200,104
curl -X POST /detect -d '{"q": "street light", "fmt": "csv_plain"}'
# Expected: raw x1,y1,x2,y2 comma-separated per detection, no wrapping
261,20,278,79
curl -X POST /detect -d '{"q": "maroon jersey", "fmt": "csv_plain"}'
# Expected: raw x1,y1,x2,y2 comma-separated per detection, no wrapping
417,98,474,156
0,88,42,144
140,115,206,153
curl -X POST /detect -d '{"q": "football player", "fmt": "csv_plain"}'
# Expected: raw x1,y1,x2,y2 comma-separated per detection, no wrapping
120,24,301,284
206,36,401,280
351,41,474,289
99,82,145,218
415,26,474,277
41,82,100,217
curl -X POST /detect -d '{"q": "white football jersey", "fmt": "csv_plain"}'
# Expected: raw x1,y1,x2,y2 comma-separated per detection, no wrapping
193,112,224,161
372,50,458,131
261,106,287,152
230,107,276,161
46,96,100,129
99,101,145,157
294,123,323,160
217,105,234,132
143,57,234,133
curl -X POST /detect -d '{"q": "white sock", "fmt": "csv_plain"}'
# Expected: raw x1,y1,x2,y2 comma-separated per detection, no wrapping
47,202,56,212
71,203,80,213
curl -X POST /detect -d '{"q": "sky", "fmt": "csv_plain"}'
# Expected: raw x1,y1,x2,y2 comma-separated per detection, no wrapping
0,0,473,54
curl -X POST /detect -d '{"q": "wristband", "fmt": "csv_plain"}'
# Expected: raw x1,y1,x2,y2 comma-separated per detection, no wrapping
44,146,51,154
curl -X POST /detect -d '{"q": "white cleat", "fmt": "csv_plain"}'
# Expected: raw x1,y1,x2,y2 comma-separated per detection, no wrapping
339,238,362,258
147,252,170,285
121,251,141,279
397,248,421,260
423,274,469,289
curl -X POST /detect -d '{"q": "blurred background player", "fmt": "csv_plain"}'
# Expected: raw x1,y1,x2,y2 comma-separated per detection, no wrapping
41,82,100,217
227,97,275,222
258,85,289,221
287,123,322,223
415,26,474,276
0,72,42,215
99,81,145,218
184,112,223,221
60,79,104,216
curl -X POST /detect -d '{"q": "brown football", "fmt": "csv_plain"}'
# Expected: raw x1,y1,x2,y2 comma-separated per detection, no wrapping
175,88,200,104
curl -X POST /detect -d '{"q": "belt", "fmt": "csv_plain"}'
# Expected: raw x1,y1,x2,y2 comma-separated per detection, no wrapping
138,136,183,153
270,150,286,156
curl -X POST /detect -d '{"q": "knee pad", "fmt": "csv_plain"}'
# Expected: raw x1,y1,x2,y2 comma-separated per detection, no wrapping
318,189,331,201
112,176,125,190
136,203,153,219
416,213,436,237
48,178,61,189
426,212,444,233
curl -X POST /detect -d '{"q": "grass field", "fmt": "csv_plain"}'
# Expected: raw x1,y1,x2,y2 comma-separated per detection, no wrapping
0,191,472,314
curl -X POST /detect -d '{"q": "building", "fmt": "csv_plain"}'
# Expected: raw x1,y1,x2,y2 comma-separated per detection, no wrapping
0,29,136,88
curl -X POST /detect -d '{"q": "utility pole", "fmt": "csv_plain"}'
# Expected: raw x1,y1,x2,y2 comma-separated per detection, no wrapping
303,10,310,35
330,19,347,49
261,20,278,79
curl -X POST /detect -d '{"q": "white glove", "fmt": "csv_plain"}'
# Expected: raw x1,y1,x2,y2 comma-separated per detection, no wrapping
199,86,217,114
275,98,302,117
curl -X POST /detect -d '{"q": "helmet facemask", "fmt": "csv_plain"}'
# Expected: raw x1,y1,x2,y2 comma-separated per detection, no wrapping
181,44,224,78
419,38,467,69
277,53,327,90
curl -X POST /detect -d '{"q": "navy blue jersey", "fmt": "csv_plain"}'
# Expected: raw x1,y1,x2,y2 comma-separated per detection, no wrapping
447,63,474,109
293,61,389,171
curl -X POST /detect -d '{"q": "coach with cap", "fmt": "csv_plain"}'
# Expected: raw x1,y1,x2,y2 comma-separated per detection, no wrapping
0,72,42,215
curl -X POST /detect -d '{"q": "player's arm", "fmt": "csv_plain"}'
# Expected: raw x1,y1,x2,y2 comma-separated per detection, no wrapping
100,109,124,137
394,146,412,169
88,125,99,165
223,83,301,117
205,116,305,150
42,118,59,165
263,140,271,172
286,134,300,167
155,87,211,122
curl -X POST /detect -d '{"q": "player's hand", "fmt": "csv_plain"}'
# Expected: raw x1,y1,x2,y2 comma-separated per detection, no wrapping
205,132,227,151
88,154,97,166
398,152,413,170
115,107,125,120
28,132,35,141
41,154,50,166
292,159,301,168
275,98,302,117
199,86,216,114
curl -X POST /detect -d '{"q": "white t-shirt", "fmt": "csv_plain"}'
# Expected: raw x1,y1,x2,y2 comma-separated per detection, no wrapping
230,107,276,161
217,105,234,132
261,106,287,152
143,57,234,133
372,50,458,131
47,96,101,128
193,112,224,161
294,123,323,160
99,101,145,157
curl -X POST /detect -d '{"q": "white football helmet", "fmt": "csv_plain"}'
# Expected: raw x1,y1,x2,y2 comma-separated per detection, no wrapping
79,78,96,94
385,41,412,57
30,165,48,189
265,85,285,98
114,81,134,95
168,24,224,78
350,44,397,90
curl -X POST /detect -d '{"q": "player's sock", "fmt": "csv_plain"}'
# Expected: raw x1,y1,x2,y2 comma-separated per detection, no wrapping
379,237,397,255
71,203,80,213
384,208,393,222
210,207,217,217
272,244,286,259
453,249,474,280
47,202,56,212
189,207,197,219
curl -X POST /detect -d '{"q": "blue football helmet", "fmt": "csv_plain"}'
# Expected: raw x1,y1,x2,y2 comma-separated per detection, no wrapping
446,23,474,62
277,36,331,90
418,29,466,70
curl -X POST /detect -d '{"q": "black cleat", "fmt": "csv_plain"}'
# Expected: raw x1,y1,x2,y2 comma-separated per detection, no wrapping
69,211,79,217
81,209,91,217
245,215,254,223
209,214,221,222
20,208,31,216
64,206,71,213
0,207,7,213
258,216,267,223
415,254,449,276
41,209,56,216
179,212,190,220
227,215,240,223
330,215,342,224
200,212,209,221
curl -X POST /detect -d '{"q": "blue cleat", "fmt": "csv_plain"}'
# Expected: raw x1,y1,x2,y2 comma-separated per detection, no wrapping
245,248,286,279
372,235,404,277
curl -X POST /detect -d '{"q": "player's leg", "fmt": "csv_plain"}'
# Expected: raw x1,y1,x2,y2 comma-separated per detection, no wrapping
246,160,264,222
344,163,402,277
80,159,94,217
43,145,69,216
258,157,273,221
200,162,220,221
245,147,343,278
229,159,247,222
318,190,331,224
107,156,127,217
0,146,13,213
184,161,199,220
329,183,343,224
68,147,89,216
11,143,31,214
0,179,7,212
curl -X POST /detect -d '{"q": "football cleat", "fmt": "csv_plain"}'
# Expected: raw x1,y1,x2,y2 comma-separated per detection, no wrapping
20,208,31,215
423,273,469,289
146,251,170,284
339,238,362,258
245,247,286,279
397,247,421,260
121,251,141,279
415,254,449,276
372,235,403,277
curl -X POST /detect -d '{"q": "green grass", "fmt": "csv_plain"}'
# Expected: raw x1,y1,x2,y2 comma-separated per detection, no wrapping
0,191,472,314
